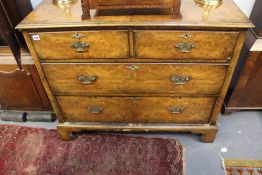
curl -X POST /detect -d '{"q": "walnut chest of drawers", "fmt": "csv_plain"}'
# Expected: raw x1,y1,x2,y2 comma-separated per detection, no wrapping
17,0,253,142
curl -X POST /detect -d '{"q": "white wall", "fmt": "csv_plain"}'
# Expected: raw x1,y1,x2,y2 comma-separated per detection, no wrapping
30,0,42,8
30,0,255,17
233,0,255,17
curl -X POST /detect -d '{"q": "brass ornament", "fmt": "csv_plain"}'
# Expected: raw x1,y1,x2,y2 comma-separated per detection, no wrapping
194,0,222,6
195,1,222,20
53,0,77,5
53,0,78,17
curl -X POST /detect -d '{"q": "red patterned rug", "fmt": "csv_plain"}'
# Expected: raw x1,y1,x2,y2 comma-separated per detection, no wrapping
0,125,184,175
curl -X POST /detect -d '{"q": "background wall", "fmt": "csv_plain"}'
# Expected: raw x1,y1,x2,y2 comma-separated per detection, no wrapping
233,0,255,17
30,0,42,9
30,0,255,16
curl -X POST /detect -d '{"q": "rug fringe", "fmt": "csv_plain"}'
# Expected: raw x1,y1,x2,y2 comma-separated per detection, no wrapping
220,151,227,175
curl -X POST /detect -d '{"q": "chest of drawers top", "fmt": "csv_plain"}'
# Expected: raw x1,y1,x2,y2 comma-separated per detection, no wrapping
17,0,252,30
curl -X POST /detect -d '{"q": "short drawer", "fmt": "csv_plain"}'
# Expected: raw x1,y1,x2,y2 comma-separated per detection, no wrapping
43,63,227,95
30,31,129,60
57,96,134,123
57,96,216,124
134,30,239,60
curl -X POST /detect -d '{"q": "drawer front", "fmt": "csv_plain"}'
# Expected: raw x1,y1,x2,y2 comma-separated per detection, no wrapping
135,97,216,123
30,31,129,60
43,63,227,95
134,30,239,60
57,96,216,124
57,96,134,123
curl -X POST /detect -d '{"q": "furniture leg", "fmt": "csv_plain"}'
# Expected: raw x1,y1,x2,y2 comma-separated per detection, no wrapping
57,128,73,141
191,128,218,143
199,129,218,143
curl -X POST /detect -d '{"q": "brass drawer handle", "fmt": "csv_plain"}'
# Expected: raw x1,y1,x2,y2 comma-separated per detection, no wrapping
176,42,195,53
88,106,103,114
70,41,89,52
71,33,89,52
170,76,192,85
169,107,184,114
78,75,97,85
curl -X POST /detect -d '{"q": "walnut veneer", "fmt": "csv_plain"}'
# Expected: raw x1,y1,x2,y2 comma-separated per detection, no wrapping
17,0,253,142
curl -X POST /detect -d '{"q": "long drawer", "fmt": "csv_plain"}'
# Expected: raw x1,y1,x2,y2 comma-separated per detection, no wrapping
57,96,216,124
30,31,130,60
43,63,227,95
135,30,239,60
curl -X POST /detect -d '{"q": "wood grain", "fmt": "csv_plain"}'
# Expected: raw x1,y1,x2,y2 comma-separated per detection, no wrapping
16,0,253,30
135,97,215,123
18,0,251,142
57,96,216,124
42,63,227,95
225,1,262,111
90,0,171,7
210,31,247,124
0,48,51,111
0,66,51,111
227,52,262,108
57,122,218,142
85,0,181,19
30,31,129,60
135,30,239,59
57,96,134,123
23,32,63,122
23,65,52,111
